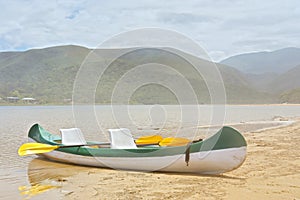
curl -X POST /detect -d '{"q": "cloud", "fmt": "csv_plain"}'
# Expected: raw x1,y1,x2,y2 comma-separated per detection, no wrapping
66,9,81,20
158,12,216,25
0,0,299,61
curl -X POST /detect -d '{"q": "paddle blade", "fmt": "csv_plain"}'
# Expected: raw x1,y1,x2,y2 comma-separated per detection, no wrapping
159,137,191,147
135,135,163,145
18,143,59,156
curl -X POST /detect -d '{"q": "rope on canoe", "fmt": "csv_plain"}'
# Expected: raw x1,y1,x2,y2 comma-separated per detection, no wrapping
185,143,191,166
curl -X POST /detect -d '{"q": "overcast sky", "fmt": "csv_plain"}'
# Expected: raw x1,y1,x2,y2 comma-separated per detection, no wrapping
0,0,299,61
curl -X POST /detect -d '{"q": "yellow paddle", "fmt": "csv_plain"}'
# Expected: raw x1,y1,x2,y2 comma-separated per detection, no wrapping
135,135,192,146
159,137,191,147
135,135,163,145
18,143,61,156
18,142,109,156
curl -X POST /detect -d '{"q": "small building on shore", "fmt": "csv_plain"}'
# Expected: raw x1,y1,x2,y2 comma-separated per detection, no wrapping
22,98,37,104
6,97,19,103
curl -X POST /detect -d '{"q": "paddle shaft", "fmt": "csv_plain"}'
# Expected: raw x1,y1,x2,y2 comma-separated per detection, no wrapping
57,138,201,148
57,142,159,148
58,142,110,148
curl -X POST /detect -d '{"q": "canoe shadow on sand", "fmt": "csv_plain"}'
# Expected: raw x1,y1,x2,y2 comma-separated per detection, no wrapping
154,171,245,180
20,157,245,198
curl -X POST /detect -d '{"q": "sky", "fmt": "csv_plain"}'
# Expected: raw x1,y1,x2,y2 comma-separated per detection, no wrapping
0,0,299,61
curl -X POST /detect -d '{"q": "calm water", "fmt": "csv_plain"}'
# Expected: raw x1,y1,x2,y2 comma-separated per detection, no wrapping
0,105,299,199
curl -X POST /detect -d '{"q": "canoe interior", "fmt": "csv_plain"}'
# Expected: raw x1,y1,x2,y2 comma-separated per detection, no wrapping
28,124,247,158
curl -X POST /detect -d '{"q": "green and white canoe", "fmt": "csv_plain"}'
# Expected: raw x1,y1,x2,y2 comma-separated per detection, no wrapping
27,124,247,174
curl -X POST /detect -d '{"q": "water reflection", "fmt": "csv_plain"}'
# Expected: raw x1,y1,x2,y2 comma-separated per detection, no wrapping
19,184,58,199
20,158,90,199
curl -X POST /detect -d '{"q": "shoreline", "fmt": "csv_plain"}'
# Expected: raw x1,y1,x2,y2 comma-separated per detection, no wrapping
225,120,294,133
19,118,300,199
1,103,300,106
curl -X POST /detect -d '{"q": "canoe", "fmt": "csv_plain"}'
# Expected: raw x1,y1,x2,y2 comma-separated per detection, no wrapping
27,124,247,174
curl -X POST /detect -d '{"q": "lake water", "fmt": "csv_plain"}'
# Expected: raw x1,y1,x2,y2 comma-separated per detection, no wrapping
0,105,300,199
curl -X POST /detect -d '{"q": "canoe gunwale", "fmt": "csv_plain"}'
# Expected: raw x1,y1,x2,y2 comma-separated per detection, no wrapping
28,123,247,158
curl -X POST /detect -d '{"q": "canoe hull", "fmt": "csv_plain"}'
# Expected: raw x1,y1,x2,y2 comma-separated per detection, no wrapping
37,145,246,174
28,124,247,174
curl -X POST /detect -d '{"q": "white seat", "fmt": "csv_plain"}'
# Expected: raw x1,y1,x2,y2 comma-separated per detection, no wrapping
60,128,87,145
108,128,137,149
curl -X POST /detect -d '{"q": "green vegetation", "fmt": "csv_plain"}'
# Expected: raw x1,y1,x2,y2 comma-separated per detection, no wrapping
0,45,89,103
280,88,300,103
0,45,299,104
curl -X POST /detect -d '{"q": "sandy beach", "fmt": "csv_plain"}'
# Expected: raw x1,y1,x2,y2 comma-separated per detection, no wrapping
20,118,300,200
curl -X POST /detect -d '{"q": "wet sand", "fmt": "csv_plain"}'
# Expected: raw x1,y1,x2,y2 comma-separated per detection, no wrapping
21,118,300,200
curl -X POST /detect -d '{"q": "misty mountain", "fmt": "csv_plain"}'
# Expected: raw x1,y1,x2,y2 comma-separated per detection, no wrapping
220,47,300,74
266,65,300,93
